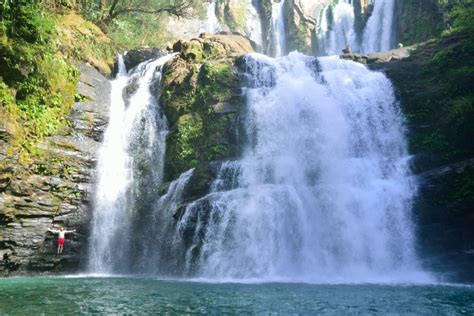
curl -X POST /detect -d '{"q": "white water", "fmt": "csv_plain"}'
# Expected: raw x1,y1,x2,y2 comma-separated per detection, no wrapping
202,0,221,34
318,1,358,56
138,169,195,274
271,0,287,57
89,0,429,282
317,0,396,55
246,0,263,49
89,54,176,273
361,0,396,53
178,52,431,283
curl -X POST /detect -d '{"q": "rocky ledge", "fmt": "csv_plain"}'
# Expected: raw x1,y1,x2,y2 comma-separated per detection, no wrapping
0,63,110,275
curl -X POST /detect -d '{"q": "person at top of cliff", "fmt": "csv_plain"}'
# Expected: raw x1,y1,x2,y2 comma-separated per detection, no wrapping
48,226,75,254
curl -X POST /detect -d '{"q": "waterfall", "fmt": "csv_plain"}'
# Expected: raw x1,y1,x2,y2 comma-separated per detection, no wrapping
361,0,395,53
246,0,263,49
317,0,396,55
271,0,287,57
202,0,221,34
317,1,358,56
89,54,176,274
178,52,431,283
137,169,194,274
89,0,429,282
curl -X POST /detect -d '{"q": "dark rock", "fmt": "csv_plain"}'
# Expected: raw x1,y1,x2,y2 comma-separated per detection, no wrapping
122,47,164,72
173,40,184,53
415,160,474,283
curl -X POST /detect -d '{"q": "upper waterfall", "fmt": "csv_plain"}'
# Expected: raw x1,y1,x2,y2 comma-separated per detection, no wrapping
317,0,396,55
271,0,287,57
317,1,357,56
246,0,263,48
202,0,221,34
361,0,396,53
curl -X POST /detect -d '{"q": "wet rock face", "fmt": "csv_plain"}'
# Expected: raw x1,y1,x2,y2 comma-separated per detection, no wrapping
0,63,110,275
122,48,165,72
394,0,442,47
284,0,331,54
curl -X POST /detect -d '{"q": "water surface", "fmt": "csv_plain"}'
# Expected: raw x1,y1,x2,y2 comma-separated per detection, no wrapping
1,277,473,314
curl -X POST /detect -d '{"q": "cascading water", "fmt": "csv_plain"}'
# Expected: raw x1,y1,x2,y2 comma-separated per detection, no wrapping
89,0,430,283
202,0,221,34
89,54,176,273
361,0,396,53
317,0,396,55
246,0,263,49
271,0,287,57
317,1,358,56
177,52,431,283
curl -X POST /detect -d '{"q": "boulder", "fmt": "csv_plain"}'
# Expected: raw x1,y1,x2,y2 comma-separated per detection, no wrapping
121,47,164,72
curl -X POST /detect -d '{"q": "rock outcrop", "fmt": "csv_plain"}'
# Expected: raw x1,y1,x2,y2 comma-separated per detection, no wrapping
0,63,110,275
284,0,331,54
122,48,164,72
161,34,252,184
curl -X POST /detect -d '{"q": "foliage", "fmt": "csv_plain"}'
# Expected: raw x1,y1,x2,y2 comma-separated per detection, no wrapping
175,113,203,161
438,0,474,34
403,30,474,172
429,34,474,153
0,1,83,159
76,0,202,50
108,15,169,51
55,12,115,74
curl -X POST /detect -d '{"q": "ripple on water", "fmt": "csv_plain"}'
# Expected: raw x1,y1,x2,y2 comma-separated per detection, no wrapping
0,277,473,314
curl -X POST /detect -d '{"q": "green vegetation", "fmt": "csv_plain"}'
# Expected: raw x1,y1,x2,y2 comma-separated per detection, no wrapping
77,0,203,51
438,0,474,34
406,31,473,166
401,0,474,167
0,1,81,160
0,2,119,164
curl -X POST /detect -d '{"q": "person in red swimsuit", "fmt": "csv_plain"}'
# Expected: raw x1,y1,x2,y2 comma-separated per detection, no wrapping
48,226,76,254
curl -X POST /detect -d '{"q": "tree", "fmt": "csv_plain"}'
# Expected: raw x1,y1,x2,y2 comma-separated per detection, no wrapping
99,0,192,25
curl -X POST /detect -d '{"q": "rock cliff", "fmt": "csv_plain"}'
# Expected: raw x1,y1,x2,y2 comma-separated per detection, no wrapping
0,63,110,275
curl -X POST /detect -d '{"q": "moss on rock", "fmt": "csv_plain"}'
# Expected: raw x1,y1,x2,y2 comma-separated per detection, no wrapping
394,0,443,47
161,35,250,180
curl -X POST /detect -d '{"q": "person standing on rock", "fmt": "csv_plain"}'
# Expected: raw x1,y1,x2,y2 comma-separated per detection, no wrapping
48,226,75,254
